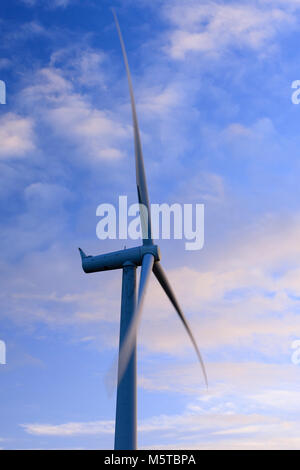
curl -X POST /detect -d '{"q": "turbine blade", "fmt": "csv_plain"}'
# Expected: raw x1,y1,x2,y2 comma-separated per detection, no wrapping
117,253,155,384
112,10,152,245
153,262,208,388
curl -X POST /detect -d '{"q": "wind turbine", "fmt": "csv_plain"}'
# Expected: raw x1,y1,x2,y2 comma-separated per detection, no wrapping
79,11,207,451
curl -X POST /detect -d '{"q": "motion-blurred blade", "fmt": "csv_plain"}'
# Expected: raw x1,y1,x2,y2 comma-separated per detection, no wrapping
153,262,208,388
117,253,155,385
113,10,152,245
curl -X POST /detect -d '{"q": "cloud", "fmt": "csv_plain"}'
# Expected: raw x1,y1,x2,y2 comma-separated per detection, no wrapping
21,420,115,436
21,408,300,450
20,412,278,438
24,182,73,208
4,205,300,359
0,113,35,158
223,118,276,147
18,21,49,37
250,389,300,412
21,62,130,162
50,48,107,88
139,83,182,116
131,212,300,364
139,360,300,400
20,0,71,8
21,357,300,448
0,182,75,264
164,1,297,59
175,171,225,203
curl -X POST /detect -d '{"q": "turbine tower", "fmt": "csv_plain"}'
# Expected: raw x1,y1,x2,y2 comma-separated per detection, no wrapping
79,11,207,451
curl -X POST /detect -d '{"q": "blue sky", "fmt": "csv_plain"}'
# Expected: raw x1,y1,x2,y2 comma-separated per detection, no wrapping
1,0,300,449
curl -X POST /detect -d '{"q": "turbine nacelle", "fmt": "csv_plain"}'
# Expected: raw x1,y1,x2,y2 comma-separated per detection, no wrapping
79,245,160,273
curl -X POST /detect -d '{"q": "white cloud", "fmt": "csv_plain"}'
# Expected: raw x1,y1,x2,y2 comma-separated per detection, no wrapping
21,65,130,162
224,118,276,143
21,420,115,436
140,361,299,396
139,83,181,115
20,412,276,437
0,243,123,338
50,48,107,88
21,409,300,450
129,213,300,363
21,0,71,7
0,113,35,158
164,1,297,59
250,389,300,411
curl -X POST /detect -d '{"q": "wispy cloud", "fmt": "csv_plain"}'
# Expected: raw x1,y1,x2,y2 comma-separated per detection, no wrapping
164,1,297,59
22,420,115,436
21,59,130,162
0,113,35,158
21,407,300,450
132,213,300,365
20,0,72,8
